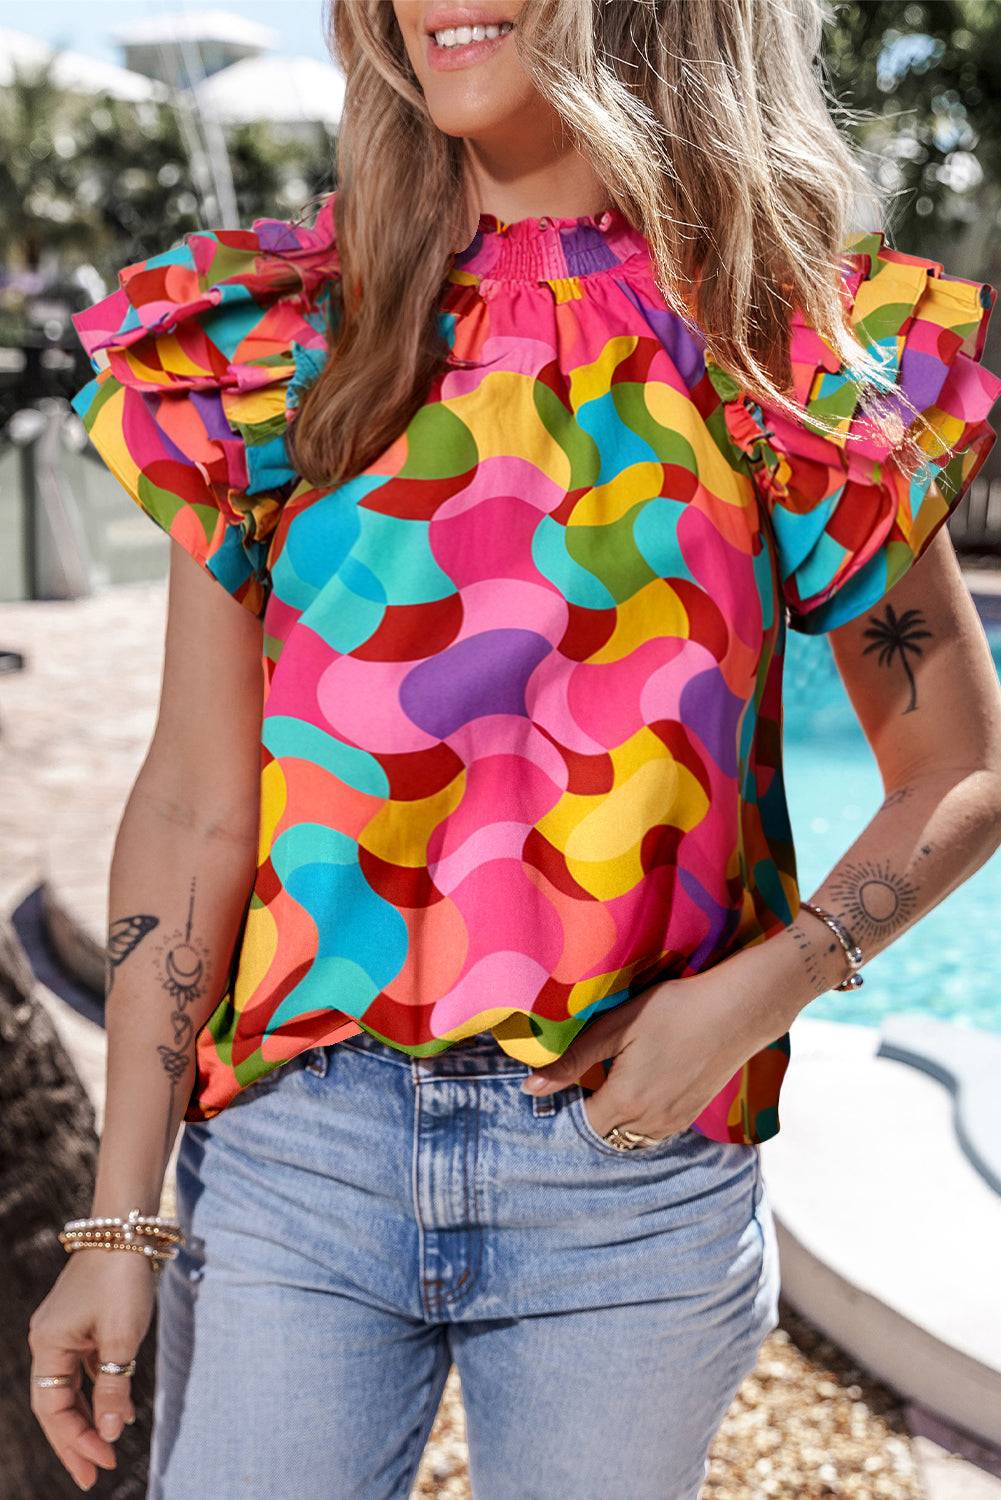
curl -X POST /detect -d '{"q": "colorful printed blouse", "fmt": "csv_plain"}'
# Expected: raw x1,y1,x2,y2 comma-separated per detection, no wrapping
70,193,1001,1144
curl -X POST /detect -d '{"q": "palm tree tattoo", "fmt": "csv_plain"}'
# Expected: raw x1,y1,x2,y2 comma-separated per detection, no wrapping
153,878,211,1163
860,603,932,714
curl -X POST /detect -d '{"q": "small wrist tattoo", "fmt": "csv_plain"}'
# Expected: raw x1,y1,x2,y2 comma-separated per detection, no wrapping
786,919,838,1000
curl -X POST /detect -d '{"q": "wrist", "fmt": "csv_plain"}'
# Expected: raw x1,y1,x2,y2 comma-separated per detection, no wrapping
712,917,847,1046
89,1172,165,1220
768,906,856,1022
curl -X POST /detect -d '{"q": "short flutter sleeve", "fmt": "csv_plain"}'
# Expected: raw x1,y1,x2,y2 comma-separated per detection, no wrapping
70,194,340,617
711,229,1001,635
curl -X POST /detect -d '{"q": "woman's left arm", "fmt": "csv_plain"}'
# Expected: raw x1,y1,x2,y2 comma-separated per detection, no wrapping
523,526,1001,1138
814,520,1001,946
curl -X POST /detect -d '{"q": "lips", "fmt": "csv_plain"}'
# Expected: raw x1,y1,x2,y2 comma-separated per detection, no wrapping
424,13,515,72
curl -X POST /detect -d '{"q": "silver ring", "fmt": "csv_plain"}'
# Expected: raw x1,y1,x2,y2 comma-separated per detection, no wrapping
34,1374,75,1389
602,1125,660,1151
97,1358,136,1377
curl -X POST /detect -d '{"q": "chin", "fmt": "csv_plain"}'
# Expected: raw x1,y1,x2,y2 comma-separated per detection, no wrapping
424,100,519,139
422,75,540,141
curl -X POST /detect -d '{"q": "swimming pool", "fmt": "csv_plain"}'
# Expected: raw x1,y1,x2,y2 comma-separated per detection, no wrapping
782,595,1001,1033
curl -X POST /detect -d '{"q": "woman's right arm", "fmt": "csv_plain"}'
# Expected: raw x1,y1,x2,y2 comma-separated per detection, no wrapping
29,541,266,1491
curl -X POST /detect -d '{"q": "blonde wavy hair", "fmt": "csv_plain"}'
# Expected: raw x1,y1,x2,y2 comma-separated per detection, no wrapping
288,0,929,493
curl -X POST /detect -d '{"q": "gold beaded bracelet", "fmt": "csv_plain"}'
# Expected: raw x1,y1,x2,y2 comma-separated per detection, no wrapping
61,1238,176,1269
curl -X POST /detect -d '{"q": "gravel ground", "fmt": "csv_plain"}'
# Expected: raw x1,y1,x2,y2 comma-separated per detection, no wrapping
411,1298,921,1500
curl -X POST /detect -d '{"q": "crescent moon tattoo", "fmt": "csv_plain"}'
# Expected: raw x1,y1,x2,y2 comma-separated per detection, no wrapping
152,877,212,1168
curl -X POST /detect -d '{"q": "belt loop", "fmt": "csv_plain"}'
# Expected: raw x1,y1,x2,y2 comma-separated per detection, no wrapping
531,1088,557,1117
304,1046,329,1078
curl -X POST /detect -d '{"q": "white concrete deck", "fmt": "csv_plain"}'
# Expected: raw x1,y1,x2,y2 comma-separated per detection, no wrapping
761,1016,1001,1449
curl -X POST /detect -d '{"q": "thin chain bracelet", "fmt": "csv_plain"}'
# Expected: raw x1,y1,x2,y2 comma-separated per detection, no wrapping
798,899,864,991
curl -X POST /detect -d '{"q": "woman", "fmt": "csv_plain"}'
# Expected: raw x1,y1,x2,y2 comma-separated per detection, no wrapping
29,0,1001,1495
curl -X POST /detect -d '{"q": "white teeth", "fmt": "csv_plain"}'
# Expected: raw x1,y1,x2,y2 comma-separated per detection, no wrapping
432,20,513,47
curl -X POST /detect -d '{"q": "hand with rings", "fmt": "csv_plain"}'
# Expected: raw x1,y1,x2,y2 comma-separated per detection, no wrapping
519,966,798,1149
28,1247,155,1491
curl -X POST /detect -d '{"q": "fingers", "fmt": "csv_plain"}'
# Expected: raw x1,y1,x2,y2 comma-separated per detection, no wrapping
28,1340,117,1492
579,1073,679,1141
90,1339,138,1443
521,1017,621,1095
578,1078,637,1139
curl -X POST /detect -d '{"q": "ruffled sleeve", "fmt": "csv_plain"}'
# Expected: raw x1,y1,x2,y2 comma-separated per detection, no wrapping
709,229,1001,635
69,193,340,618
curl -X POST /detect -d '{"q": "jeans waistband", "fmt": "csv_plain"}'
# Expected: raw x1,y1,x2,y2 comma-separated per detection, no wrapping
337,1028,536,1078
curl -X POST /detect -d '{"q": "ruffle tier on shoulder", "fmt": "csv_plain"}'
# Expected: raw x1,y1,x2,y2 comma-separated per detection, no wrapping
707,228,1001,634
70,193,340,616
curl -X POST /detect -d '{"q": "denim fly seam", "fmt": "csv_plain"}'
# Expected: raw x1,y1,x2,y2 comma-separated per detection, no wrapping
303,1033,560,1320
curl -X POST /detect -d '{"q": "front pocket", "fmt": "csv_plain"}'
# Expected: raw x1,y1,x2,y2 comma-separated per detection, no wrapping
568,1087,685,1159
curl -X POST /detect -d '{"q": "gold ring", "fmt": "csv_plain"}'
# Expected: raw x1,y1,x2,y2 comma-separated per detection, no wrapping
34,1374,75,1388
603,1125,660,1151
97,1359,136,1377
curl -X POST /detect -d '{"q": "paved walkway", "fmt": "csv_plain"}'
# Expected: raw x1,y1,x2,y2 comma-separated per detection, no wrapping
1,581,164,949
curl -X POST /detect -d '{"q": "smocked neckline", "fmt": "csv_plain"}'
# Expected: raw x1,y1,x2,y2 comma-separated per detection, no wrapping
451,204,651,283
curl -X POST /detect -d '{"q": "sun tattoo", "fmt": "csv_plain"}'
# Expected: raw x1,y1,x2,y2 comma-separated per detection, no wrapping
152,878,211,1164
828,858,919,942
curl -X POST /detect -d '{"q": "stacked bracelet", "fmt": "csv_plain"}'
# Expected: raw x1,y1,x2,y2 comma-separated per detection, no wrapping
58,1207,185,1271
798,900,865,991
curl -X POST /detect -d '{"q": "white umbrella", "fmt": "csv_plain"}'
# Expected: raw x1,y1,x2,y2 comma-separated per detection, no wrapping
0,26,168,103
195,54,345,128
110,9,279,51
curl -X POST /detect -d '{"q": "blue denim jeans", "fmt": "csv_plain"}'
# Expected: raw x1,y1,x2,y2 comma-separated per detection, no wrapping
148,1029,780,1499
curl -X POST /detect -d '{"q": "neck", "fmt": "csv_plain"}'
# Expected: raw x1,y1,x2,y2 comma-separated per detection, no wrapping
458,139,612,246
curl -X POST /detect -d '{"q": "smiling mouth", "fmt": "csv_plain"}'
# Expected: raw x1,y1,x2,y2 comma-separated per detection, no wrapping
425,18,516,69
428,20,515,48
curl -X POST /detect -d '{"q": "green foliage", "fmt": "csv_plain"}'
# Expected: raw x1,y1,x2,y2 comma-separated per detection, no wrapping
0,56,337,280
823,0,1001,251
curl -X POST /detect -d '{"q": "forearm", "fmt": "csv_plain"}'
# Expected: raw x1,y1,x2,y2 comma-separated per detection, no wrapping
732,763,1001,1048
89,765,258,1217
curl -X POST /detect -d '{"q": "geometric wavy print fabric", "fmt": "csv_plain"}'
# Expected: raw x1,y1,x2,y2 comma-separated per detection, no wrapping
71,192,1001,1144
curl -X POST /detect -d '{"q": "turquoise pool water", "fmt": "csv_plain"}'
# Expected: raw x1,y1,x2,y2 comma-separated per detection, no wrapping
782,600,1001,1033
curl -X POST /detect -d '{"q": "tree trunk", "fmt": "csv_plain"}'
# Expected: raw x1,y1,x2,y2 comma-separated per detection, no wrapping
0,921,156,1498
